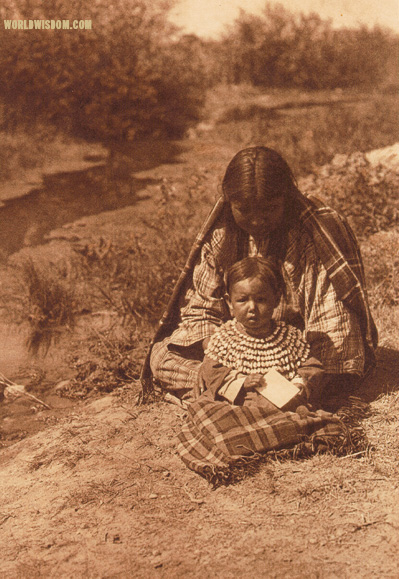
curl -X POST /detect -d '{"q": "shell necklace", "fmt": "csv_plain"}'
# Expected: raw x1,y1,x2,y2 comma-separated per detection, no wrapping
205,319,310,380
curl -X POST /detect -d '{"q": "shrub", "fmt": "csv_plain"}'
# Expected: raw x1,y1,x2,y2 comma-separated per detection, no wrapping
73,179,209,325
61,326,143,398
0,0,206,142
0,126,75,181
301,152,399,240
219,4,398,90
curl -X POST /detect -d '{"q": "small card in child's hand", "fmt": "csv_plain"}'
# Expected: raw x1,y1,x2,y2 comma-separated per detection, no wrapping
255,368,300,408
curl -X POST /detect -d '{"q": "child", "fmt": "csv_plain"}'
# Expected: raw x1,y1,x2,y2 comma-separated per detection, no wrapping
199,256,325,413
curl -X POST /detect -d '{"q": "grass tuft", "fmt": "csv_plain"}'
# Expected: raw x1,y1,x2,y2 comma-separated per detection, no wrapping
18,259,78,353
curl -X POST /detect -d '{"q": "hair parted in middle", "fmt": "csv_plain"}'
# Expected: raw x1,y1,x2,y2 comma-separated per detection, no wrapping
225,256,284,300
222,146,298,204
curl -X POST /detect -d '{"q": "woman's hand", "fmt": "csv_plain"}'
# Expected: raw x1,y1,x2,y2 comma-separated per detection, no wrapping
243,373,266,392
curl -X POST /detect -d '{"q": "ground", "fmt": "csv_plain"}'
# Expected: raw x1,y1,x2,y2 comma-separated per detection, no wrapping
0,95,399,576
1,383,399,577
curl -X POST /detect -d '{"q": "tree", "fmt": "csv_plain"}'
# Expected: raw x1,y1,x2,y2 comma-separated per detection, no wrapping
0,0,207,141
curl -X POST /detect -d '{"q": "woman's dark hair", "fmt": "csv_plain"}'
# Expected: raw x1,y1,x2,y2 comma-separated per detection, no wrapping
226,256,284,301
222,146,298,203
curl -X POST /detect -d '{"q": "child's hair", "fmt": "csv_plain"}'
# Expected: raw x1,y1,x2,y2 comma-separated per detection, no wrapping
222,146,298,204
225,256,284,300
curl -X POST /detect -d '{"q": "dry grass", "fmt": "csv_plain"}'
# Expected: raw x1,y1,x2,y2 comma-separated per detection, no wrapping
364,391,399,478
205,88,399,176
361,231,399,309
62,326,145,399
72,179,209,326
21,259,78,352
28,429,92,471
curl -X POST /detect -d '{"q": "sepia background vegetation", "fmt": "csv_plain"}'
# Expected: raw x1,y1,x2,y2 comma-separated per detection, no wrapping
0,0,397,390
0,0,397,145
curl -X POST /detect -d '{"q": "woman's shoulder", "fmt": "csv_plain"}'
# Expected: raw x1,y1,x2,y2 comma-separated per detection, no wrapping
203,213,242,269
285,219,314,261
286,194,349,257
202,212,229,250
294,193,361,258
297,194,353,237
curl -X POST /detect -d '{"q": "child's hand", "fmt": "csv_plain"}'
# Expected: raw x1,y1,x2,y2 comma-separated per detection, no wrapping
299,384,311,401
243,374,265,391
202,337,211,351
291,377,311,402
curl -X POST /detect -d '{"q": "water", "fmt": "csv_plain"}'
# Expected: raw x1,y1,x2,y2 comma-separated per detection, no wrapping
0,140,183,258
0,140,183,437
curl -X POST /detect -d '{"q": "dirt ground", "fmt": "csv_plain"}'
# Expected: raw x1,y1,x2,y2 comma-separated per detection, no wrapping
1,376,399,578
1,140,399,577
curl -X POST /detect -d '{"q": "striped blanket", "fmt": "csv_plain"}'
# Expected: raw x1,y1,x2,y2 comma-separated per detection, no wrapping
177,396,367,486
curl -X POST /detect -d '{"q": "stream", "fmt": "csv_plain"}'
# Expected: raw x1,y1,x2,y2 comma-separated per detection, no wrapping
0,140,183,258
0,140,183,446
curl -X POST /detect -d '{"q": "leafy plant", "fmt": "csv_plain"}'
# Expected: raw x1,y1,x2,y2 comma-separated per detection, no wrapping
301,152,399,239
61,326,144,398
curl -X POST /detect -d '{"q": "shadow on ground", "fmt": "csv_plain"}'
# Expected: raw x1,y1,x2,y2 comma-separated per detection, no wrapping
0,140,183,259
359,347,399,402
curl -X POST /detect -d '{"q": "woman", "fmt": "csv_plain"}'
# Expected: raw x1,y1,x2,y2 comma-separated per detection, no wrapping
144,147,377,401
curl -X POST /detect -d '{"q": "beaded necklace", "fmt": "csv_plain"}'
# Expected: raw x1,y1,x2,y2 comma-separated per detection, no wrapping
205,319,310,380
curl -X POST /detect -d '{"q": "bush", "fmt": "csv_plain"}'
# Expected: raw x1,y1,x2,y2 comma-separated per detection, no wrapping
0,125,76,181
0,0,206,142
301,152,399,240
220,5,398,89
62,326,143,398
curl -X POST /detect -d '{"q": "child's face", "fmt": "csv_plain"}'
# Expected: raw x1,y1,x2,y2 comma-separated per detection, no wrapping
226,276,278,338
230,194,285,237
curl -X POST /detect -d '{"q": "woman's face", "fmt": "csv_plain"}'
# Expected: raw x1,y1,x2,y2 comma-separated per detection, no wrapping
230,194,285,237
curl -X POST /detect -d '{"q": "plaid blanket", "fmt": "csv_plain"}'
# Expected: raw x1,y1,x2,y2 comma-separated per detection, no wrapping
177,396,364,486
296,194,377,365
